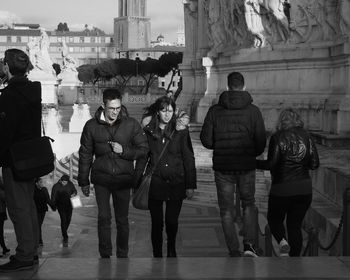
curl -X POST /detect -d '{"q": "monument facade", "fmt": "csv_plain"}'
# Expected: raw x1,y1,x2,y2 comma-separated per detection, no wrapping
178,0,350,135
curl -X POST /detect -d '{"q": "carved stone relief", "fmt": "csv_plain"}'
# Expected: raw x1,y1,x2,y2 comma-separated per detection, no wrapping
197,0,350,57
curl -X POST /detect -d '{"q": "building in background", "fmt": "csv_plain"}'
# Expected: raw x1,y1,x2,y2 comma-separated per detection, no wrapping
0,23,115,67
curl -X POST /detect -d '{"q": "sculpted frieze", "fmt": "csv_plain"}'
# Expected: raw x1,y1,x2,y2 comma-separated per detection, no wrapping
197,0,350,57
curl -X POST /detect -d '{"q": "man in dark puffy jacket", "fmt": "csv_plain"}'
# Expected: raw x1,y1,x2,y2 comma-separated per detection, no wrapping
78,88,148,259
0,49,41,272
200,71,266,257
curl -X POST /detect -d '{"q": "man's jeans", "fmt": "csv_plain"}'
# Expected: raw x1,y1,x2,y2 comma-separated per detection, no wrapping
94,185,130,258
215,170,257,254
3,167,39,261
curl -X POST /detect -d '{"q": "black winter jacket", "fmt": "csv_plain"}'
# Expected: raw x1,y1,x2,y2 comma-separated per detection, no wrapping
78,106,148,189
257,127,319,187
200,90,266,171
0,76,41,167
51,180,77,209
135,118,197,200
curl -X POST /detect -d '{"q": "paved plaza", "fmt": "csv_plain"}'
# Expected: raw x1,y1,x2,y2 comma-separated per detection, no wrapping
0,188,350,279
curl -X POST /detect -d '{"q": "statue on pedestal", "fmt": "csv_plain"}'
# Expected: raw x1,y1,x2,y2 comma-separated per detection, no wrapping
27,29,55,75
61,41,77,72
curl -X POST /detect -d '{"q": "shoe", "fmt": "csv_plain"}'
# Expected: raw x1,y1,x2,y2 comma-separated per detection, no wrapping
279,238,290,257
2,248,10,257
10,254,38,264
0,258,34,272
229,250,242,257
167,247,177,258
243,243,259,257
153,252,163,258
62,238,68,247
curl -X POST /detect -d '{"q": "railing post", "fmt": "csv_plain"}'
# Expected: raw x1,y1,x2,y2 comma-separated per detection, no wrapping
308,228,319,256
264,225,273,257
343,187,350,256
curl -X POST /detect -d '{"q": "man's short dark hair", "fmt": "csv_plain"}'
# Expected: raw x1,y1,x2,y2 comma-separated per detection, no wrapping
103,88,122,104
4,49,31,76
227,72,245,90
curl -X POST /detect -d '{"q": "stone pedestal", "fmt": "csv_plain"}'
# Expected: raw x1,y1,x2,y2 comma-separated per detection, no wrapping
28,69,58,105
57,70,82,105
69,104,92,133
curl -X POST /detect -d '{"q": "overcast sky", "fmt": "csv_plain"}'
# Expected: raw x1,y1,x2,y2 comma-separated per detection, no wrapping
0,0,184,43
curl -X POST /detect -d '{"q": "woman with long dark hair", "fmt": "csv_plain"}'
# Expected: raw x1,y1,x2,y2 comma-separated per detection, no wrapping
136,96,196,258
257,108,319,256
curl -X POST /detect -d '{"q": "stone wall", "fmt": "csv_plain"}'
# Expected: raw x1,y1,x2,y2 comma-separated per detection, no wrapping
178,0,350,134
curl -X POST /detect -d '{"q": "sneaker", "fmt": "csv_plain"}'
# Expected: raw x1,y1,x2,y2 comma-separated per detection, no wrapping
279,238,290,257
243,243,259,257
0,258,34,272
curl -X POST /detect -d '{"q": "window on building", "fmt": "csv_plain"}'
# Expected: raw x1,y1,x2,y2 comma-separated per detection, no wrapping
91,47,96,52
7,36,11,43
16,36,21,43
138,80,144,86
79,37,84,43
57,37,62,42
69,37,74,43
101,37,105,43
91,37,96,43
80,47,85,52
101,47,106,53
69,47,74,52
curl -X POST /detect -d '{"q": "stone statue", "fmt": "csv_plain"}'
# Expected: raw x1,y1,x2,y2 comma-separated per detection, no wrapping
338,0,350,34
61,41,77,72
27,29,55,74
204,0,227,54
245,0,267,47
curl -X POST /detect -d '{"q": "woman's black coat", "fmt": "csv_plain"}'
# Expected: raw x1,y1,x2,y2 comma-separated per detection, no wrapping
136,120,197,200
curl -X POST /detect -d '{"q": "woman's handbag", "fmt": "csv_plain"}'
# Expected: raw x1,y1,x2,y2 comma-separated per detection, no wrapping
132,130,174,210
132,173,152,210
9,119,55,181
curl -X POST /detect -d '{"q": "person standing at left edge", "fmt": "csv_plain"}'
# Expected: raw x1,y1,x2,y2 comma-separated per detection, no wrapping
0,49,41,272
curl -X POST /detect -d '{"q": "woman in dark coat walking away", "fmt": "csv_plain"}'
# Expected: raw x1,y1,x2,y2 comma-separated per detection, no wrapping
257,108,319,257
34,177,54,247
136,96,197,258
51,175,77,247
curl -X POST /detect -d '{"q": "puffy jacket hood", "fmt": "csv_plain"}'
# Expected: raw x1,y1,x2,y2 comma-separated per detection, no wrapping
94,105,129,125
218,90,253,110
7,76,41,106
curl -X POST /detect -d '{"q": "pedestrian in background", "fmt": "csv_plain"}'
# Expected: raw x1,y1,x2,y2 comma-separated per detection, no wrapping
51,175,77,247
0,169,10,257
257,108,319,256
137,96,196,258
34,177,54,247
200,71,266,257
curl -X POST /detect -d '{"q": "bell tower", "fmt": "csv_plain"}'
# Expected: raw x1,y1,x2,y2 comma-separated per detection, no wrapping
114,0,151,50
